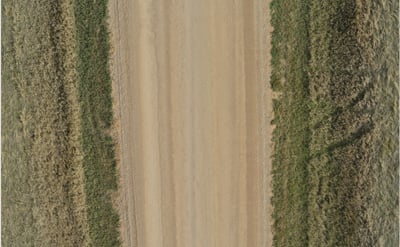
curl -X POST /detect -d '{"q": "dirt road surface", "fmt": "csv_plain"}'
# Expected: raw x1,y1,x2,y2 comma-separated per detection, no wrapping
110,0,274,246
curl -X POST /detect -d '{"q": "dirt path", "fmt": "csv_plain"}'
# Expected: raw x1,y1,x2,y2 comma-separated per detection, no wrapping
109,0,274,246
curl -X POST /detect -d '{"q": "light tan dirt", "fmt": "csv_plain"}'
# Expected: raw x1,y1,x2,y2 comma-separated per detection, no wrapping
109,0,274,246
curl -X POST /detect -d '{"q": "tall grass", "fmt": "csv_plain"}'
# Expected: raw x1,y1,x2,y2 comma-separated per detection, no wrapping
2,0,90,245
2,0,121,246
270,0,399,246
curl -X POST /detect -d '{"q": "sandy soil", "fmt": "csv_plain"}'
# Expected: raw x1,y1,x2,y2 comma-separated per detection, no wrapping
109,0,274,246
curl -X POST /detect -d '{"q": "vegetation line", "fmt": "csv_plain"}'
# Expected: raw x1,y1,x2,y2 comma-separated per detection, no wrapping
2,0,121,245
74,0,121,245
270,0,398,246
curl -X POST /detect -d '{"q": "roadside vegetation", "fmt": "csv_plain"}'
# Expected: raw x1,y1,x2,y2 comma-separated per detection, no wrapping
75,0,120,245
2,0,120,246
270,0,398,246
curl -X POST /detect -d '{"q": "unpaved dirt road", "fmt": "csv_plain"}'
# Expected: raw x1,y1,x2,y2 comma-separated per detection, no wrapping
110,0,274,246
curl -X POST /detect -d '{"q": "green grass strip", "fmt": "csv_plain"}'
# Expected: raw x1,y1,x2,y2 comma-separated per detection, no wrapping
74,0,121,246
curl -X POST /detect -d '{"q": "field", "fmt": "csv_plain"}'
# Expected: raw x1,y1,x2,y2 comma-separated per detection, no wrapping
270,0,399,246
2,0,120,246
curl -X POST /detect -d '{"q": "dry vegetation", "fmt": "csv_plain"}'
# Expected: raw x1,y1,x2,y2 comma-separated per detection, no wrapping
270,0,398,246
2,0,89,245
2,0,120,246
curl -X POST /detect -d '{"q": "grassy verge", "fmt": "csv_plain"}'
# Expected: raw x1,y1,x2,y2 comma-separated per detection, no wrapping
270,0,399,246
270,0,311,246
2,0,120,246
74,0,120,246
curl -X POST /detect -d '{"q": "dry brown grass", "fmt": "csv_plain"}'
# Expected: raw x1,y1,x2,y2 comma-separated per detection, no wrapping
2,0,89,245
